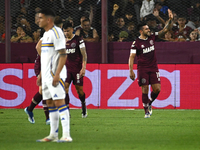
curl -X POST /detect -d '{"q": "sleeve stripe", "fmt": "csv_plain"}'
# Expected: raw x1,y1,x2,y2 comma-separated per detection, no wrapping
52,27,60,39
130,49,136,53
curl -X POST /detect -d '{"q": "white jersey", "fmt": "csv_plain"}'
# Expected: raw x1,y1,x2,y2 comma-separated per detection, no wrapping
41,25,66,83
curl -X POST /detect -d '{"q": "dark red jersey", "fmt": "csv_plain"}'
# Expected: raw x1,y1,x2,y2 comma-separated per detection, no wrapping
172,25,192,39
130,32,158,71
65,35,85,73
34,54,41,77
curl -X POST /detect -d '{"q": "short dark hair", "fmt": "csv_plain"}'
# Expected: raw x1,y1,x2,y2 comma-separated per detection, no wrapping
137,22,147,31
39,8,56,17
82,18,90,23
54,16,63,26
62,21,73,29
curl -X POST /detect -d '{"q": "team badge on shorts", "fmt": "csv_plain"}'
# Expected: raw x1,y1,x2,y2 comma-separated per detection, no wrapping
141,78,146,84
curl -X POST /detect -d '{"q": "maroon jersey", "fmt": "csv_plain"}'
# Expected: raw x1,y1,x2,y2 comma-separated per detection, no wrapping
130,32,158,71
172,25,192,39
65,35,84,72
34,54,41,77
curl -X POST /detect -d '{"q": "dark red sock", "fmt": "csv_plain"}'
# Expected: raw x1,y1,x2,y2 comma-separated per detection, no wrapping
65,93,70,106
42,100,49,120
142,93,149,114
149,91,160,105
28,92,42,112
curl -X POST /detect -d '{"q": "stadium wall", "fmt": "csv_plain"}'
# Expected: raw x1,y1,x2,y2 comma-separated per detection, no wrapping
0,63,200,109
1,42,200,64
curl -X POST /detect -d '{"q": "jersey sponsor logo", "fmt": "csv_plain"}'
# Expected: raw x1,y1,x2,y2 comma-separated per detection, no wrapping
66,48,75,54
41,49,49,53
143,45,155,54
71,42,76,48
54,94,58,98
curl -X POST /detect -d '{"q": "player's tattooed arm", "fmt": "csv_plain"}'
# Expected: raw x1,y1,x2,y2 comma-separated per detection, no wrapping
80,47,87,77
158,9,173,38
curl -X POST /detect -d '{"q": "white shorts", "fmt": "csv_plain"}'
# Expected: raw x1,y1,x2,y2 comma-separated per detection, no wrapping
42,78,66,100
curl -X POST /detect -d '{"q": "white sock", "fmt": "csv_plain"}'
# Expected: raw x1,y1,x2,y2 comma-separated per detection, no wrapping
49,107,59,138
58,105,70,138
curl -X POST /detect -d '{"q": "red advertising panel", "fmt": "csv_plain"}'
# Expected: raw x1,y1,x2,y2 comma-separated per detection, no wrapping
0,64,23,108
0,64,200,109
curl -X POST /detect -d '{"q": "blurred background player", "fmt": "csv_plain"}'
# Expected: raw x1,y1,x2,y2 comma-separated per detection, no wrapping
62,21,88,118
129,9,173,118
24,40,49,125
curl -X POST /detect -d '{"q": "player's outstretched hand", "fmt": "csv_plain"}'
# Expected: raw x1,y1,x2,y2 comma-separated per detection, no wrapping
129,70,135,81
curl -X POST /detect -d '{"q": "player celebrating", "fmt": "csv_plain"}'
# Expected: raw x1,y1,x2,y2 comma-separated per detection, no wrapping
36,8,72,142
128,9,173,118
62,21,88,118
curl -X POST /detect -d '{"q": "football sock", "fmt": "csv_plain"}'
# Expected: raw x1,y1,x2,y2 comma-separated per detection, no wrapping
58,104,70,137
149,91,160,105
49,107,59,137
28,92,42,112
65,93,70,106
142,93,149,114
42,100,49,120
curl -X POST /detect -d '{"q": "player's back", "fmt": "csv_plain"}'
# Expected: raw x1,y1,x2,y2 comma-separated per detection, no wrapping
66,35,83,72
133,33,158,71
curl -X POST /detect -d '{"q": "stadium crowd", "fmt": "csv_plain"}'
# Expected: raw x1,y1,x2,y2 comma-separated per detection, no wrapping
0,0,200,43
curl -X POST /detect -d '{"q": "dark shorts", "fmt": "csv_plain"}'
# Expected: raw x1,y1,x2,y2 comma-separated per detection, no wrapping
65,71,83,86
137,69,160,86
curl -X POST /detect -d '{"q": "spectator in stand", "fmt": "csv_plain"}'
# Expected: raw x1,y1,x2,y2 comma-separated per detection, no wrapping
32,28,41,43
74,15,88,32
65,16,74,28
189,30,199,42
20,17,32,36
111,17,127,41
11,25,23,43
140,0,155,20
186,16,200,30
124,0,141,24
11,25,32,43
154,2,168,21
75,18,99,42
162,30,175,42
124,10,137,26
118,31,129,42
126,22,137,41
172,15,192,41
145,14,163,33
20,28,33,43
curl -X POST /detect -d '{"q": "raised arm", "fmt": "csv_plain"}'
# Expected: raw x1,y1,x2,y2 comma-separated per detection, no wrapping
158,9,173,38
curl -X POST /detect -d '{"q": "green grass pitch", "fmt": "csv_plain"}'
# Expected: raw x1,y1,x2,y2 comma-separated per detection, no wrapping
0,109,200,150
